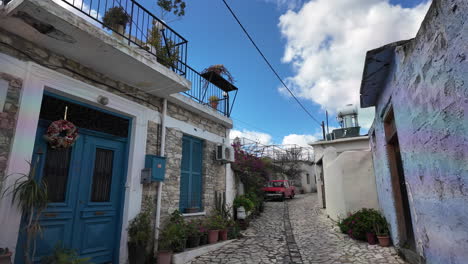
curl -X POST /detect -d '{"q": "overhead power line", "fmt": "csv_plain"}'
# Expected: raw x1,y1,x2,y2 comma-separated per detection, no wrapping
221,0,322,127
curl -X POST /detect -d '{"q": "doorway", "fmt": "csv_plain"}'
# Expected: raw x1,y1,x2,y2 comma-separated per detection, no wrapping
384,107,416,251
15,93,130,264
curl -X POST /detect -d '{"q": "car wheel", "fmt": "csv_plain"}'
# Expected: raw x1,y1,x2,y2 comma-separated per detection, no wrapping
290,192,295,199
281,194,285,201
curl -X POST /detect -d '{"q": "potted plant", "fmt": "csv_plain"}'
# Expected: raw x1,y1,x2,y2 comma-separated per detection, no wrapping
147,23,179,69
0,248,12,264
186,220,202,248
374,218,391,247
2,159,48,264
41,244,91,264
208,95,220,109
103,6,131,35
199,224,208,246
157,210,187,263
201,64,235,89
127,210,152,264
205,214,224,244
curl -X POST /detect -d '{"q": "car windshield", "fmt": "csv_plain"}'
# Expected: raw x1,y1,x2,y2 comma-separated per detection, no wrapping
268,182,284,187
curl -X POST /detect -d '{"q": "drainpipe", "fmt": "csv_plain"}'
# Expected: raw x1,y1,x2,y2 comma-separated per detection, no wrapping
154,98,167,254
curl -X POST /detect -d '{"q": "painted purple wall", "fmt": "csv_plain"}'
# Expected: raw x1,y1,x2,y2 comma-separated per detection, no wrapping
369,0,467,263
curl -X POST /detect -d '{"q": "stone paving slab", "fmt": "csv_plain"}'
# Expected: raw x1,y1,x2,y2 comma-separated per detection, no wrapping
191,194,407,264
288,194,407,264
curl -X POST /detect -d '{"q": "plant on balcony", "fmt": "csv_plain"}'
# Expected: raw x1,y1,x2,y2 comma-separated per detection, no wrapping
208,95,220,109
1,159,48,264
201,64,235,89
147,23,179,69
103,6,131,34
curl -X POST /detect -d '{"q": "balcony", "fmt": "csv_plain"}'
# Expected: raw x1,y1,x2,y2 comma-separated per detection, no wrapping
1,0,237,116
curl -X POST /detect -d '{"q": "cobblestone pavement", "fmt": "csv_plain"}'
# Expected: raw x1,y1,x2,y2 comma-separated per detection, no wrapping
289,194,406,264
191,200,289,263
192,194,406,264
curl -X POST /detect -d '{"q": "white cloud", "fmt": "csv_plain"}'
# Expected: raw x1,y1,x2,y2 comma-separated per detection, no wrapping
230,129,273,145
281,134,318,147
278,0,431,128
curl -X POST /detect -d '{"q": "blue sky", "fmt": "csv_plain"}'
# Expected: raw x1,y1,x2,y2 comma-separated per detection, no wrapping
138,0,431,145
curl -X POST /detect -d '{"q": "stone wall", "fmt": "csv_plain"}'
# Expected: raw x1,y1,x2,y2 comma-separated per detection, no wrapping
158,127,226,224
370,1,467,263
167,102,227,137
0,73,22,190
0,28,229,228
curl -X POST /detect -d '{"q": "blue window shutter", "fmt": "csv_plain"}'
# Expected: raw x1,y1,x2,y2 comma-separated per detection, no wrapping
180,137,191,212
191,139,203,210
180,135,204,212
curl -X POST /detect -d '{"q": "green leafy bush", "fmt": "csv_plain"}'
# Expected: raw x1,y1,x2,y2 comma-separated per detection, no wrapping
338,209,384,240
127,211,152,245
41,244,91,264
103,7,130,29
233,195,254,212
205,214,226,230
158,210,187,252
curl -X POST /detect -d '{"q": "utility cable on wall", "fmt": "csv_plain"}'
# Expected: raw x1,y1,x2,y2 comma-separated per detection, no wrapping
221,0,322,127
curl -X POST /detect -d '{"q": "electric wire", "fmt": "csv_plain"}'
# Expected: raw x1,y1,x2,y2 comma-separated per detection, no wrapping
221,0,323,127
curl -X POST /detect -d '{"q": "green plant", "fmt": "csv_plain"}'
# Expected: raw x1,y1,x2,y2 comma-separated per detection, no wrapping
208,95,219,102
2,159,48,264
205,214,225,230
103,7,131,30
41,244,91,264
233,195,254,212
186,220,202,237
147,24,179,69
373,215,390,236
127,210,152,245
214,191,232,220
338,209,382,241
158,211,187,252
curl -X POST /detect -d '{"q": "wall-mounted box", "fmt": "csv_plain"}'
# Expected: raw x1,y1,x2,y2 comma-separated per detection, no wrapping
144,155,166,182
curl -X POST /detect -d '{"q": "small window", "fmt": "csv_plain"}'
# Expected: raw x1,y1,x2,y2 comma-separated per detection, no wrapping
306,173,310,184
42,146,72,202
90,148,114,202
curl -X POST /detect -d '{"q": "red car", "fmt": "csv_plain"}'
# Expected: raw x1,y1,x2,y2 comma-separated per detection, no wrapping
262,180,296,201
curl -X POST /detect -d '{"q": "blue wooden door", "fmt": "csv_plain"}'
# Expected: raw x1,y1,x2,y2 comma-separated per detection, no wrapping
180,135,203,212
15,121,127,264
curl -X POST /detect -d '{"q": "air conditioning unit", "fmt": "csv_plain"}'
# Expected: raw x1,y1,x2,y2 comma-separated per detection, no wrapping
216,145,234,163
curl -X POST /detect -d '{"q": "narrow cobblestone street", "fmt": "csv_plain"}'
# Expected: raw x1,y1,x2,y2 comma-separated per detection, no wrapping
192,194,406,264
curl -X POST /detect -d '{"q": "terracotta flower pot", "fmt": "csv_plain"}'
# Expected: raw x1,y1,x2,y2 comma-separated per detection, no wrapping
210,101,219,109
208,230,219,244
366,232,377,245
157,250,173,264
377,235,391,247
219,229,228,241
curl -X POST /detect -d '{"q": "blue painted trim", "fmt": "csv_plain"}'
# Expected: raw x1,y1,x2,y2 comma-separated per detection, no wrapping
43,91,132,121
17,91,132,264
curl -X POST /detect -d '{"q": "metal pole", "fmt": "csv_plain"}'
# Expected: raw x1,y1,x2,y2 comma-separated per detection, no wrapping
154,98,167,255
321,121,326,141
326,111,330,136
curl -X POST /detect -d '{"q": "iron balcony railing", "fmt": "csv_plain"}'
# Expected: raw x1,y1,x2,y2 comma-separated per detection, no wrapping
56,0,237,116
61,0,188,75
182,64,237,117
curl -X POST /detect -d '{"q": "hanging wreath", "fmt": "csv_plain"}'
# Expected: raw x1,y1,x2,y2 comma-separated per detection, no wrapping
43,120,79,149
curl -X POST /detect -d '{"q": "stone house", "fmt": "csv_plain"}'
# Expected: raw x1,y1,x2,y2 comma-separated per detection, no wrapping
359,0,467,263
310,135,379,221
0,0,237,263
